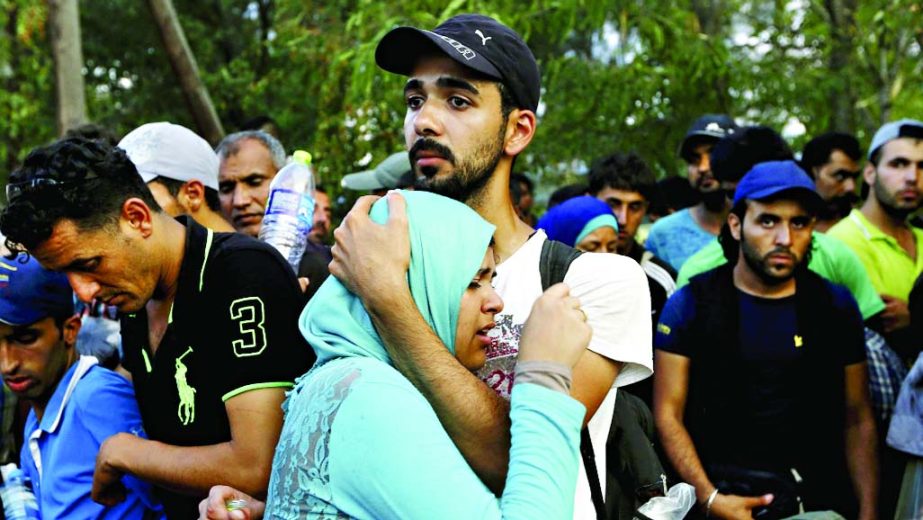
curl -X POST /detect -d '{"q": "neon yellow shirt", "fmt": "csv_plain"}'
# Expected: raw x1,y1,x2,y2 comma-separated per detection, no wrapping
676,230,885,320
828,209,923,301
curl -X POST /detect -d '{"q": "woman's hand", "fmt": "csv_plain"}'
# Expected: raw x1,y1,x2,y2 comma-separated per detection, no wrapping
198,485,266,520
518,283,591,368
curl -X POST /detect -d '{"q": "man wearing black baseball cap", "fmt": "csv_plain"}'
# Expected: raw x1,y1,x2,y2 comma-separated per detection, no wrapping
329,14,651,520
646,114,739,271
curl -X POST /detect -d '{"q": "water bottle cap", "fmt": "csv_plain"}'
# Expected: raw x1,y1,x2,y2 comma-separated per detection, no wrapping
292,150,312,166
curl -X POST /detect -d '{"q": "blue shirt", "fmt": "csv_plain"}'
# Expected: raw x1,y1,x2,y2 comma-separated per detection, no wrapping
655,284,865,465
645,208,716,271
21,356,164,519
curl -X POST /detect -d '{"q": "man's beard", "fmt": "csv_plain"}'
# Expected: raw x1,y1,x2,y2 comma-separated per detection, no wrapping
701,188,728,212
874,174,920,220
739,228,807,286
819,192,859,221
411,125,506,205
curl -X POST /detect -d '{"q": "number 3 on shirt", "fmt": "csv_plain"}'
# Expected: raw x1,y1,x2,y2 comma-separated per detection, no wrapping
229,297,268,357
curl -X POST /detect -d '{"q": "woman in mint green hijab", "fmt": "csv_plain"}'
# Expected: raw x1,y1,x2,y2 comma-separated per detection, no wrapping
217,191,588,519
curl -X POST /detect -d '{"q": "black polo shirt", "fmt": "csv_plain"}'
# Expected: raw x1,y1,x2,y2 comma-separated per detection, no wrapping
121,217,314,518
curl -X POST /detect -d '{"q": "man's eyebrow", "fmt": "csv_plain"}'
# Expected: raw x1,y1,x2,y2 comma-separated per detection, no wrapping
436,76,480,95
62,256,95,270
404,79,423,95
833,168,860,177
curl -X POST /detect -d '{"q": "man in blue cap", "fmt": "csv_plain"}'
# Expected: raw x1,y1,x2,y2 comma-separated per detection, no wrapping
653,161,878,519
0,254,163,518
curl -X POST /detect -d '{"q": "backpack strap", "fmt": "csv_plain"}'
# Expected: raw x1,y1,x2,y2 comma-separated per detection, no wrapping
539,239,583,290
538,240,606,518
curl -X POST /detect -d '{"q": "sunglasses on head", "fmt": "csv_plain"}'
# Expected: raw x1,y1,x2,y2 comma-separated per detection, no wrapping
5,169,99,202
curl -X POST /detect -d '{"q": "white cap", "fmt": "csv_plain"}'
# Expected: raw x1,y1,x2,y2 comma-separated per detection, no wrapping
868,118,923,160
118,122,220,190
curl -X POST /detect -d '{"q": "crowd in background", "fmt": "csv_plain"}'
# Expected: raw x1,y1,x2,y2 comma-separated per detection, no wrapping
0,12,920,520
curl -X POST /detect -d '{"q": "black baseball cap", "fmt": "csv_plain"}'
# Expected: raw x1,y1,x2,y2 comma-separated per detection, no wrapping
678,114,739,161
375,14,541,112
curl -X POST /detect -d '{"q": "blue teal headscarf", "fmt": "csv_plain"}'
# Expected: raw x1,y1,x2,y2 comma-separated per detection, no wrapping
299,191,495,365
537,196,618,247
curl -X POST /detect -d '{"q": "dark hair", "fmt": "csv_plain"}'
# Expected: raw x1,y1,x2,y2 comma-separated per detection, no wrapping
315,185,327,194
711,126,793,183
497,81,517,122
0,138,160,253
800,132,861,178
509,172,534,205
587,152,657,201
150,176,221,212
548,183,588,208
652,176,698,215
719,200,748,262
63,123,120,147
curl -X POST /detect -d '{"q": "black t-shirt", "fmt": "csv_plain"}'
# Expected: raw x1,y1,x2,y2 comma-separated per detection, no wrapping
655,282,865,466
120,217,315,518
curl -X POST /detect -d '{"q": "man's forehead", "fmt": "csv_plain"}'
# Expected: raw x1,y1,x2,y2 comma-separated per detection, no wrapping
747,198,810,215
601,187,645,202
407,55,495,87
880,137,923,161
30,220,100,269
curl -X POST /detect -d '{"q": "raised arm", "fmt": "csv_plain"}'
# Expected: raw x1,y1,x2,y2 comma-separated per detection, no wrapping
331,193,511,491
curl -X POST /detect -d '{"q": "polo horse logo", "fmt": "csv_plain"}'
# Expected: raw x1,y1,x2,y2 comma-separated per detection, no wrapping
175,347,196,425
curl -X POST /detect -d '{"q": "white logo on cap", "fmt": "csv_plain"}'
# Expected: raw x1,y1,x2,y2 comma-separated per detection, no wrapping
705,122,723,132
435,33,476,61
475,29,492,46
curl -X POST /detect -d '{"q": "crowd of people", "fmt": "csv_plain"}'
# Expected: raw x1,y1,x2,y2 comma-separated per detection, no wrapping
0,11,920,520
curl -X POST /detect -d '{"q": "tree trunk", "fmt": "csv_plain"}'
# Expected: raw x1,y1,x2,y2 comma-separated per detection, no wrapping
146,0,224,145
824,0,858,132
691,0,731,112
48,0,87,136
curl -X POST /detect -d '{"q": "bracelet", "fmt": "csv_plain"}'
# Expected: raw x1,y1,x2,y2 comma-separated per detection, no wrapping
705,488,719,517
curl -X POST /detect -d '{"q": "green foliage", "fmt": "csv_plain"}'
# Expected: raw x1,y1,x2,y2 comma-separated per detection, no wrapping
1,0,922,204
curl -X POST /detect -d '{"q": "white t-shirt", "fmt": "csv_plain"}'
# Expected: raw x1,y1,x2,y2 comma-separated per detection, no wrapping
477,230,653,519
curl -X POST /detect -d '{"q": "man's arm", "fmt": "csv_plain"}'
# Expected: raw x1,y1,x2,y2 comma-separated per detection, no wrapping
93,388,285,504
364,289,512,493
843,362,879,520
653,351,714,501
331,194,619,493
653,350,771,519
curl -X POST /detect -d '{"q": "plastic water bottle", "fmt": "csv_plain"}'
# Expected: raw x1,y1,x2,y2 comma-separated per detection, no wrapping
0,464,40,520
259,150,316,272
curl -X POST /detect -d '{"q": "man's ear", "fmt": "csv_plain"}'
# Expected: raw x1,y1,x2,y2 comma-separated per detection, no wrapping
728,211,742,241
121,198,155,238
177,180,206,212
863,162,876,188
62,314,81,350
503,108,536,158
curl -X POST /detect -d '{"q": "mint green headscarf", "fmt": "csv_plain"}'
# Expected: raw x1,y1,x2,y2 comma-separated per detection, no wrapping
299,190,496,365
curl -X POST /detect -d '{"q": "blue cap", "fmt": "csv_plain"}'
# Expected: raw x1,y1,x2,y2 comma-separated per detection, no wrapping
733,160,822,208
867,119,923,160
0,254,74,326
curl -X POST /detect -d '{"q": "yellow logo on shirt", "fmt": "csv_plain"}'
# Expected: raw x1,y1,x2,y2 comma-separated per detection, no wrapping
657,323,672,336
175,347,196,425
794,335,804,348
